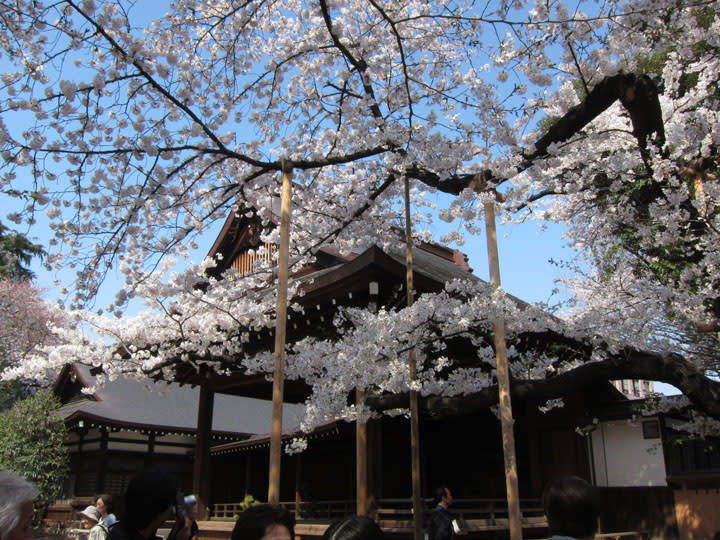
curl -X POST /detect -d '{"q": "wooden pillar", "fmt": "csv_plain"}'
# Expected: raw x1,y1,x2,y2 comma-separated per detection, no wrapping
95,427,109,494
145,433,156,467
193,381,215,516
404,177,424,540
268,162,293,504
358,281,377,516
295,454,302,517
483,198,522,540
244,453,252,497
525,399,542,496
357,390,368,516
369,418,382,516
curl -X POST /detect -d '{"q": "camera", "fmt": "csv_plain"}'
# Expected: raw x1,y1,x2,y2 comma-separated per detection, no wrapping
175,492,197,520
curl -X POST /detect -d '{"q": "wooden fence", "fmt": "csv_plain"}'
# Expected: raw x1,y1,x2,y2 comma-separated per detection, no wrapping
211,497,547,532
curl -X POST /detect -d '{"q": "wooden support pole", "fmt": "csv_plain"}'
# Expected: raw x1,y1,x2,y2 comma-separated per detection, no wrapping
405,177,424,540
483,198,523,540
357,389,368,516
193,380,215,517
358,282,378,515
96,428,108,494
268,161,293,505
245,454,252,497
295,454,302,516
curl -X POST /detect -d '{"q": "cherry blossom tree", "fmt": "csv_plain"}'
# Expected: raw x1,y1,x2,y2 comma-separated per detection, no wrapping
0,279,66,409
0,0,718,428
0,223,53,410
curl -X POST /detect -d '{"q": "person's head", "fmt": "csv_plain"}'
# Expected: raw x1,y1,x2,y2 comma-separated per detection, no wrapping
322,516,383,540
123,470,178,532
79,506,101,529
0,471,38,540
231,504,295,540
543,476,599,540
95,494,113,518
433,486,452,508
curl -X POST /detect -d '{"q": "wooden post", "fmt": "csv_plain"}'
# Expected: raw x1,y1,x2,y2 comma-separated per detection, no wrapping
245,453,252,497
358,281,378,516
193,380,215,517
405,177,424,540
525,399,543,497
96,427,108,494
483,198,523,540
268,161,293,505
357,389,368,516
295,454,302,516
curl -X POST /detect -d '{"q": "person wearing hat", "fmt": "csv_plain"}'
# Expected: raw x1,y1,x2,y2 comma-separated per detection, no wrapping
80,506,109,540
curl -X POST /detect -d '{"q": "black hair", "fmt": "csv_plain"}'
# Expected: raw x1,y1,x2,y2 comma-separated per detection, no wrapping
123,470,178,531
322,516,384,540
432,486,450,506
231,504,295,540
96,494,114,513
542,476,599,538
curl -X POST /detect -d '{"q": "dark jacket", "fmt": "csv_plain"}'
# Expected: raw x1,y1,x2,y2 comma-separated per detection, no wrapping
107,524,159,540
426,505,453,540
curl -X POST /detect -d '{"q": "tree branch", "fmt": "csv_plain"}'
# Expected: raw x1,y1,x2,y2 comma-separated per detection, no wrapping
367,348,720,419
407,73,666,196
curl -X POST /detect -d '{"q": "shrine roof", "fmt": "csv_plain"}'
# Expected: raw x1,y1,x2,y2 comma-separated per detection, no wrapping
54,364,305,436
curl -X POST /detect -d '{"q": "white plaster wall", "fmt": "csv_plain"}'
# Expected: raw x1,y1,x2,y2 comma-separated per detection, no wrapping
153,444,191,455
591,419,667,487
107,440,149,452
81,440,102,451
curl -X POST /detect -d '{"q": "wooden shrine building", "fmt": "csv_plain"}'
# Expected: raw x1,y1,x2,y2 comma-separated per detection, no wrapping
164,210,682,537
53,208,710,538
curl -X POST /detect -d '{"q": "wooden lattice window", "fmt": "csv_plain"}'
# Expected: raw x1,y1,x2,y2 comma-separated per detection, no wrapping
230,243,276,275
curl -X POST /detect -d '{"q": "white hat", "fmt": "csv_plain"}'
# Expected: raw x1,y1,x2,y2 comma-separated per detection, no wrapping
80,505,101,523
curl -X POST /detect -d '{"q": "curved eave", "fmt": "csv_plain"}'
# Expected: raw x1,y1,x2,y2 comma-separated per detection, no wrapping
211,420,341,455
63,410,251,440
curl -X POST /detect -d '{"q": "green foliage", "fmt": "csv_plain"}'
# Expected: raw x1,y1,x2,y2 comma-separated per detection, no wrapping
0,391,69,508
0,222,44,280
0,380,27,413
238,494,259,511
536,114,560,135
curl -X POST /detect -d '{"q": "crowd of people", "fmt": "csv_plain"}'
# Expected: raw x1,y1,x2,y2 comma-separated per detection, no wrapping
0,468,600,540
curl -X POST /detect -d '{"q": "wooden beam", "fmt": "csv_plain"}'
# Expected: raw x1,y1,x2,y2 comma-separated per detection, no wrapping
268,162,293,504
